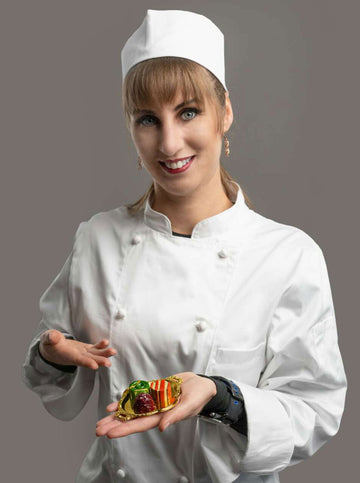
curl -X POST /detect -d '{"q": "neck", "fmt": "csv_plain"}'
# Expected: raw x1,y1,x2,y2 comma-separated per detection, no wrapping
151,176,234,235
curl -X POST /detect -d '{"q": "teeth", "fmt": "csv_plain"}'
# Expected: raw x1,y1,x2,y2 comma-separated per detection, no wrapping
164,157,192,169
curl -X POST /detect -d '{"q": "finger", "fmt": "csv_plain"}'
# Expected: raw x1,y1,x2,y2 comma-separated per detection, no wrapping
96,413,117,427
96,418,122,436
87,354,113,367
93,339,110,349
41,329,62,346
106,414,162,439
75,355,99,370
106,402,118,412
88,347,117,358
76,354,111,368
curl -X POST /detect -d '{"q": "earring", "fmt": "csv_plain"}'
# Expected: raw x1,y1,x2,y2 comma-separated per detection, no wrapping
224,135,230,157
137,155,143,170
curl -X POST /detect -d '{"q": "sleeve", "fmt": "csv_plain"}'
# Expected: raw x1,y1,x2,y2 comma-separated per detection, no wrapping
21,222,96,421
199,241,348,480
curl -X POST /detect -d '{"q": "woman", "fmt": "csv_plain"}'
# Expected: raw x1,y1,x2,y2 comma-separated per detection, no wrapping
22,9,347,483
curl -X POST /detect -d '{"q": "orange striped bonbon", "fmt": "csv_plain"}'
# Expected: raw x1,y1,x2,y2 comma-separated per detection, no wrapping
149,379,176,409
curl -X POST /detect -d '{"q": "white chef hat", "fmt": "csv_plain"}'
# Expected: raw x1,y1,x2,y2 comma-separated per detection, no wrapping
121,9,228,92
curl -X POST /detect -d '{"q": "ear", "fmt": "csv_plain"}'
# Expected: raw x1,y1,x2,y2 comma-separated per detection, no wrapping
223,91,233,133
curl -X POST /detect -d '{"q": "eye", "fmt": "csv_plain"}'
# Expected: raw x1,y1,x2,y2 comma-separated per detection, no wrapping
181,108,200,121
135,107,201,127
136,115,157,127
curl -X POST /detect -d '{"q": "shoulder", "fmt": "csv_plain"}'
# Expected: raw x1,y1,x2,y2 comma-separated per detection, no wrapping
73,204,141,249
247,209,325,260
247,212,333,313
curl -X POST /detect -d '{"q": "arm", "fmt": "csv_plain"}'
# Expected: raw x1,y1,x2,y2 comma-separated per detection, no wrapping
22,223,97,421
199,242,347,476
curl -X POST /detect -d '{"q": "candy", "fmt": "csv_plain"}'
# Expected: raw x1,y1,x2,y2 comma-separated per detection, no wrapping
149,379,176,409
115,375,183,421
129,380,150,406
133,393,157,414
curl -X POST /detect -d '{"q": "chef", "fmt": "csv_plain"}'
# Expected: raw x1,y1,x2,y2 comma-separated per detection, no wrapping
22,9,347,483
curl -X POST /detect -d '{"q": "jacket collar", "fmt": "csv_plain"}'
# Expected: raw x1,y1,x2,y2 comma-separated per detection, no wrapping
143,181,250,239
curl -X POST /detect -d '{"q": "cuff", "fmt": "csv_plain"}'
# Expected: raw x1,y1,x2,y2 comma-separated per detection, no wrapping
238,382,294,473
198,375,231,413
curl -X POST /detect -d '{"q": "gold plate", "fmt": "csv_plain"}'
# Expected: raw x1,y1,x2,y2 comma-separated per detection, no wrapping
115,375,182,421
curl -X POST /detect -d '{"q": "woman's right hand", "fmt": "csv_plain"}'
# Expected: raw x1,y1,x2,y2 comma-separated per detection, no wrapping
39,329,117,370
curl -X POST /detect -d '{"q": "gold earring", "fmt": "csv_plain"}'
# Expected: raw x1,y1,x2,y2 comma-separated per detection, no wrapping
137,155,143,170
224,135,230,157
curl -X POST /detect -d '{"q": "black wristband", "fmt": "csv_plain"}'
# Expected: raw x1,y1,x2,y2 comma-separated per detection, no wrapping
198,376,231,413
197,374,248,437
37,340,77,373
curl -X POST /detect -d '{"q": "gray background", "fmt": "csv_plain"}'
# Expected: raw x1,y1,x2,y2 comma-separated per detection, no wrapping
2,0,358,481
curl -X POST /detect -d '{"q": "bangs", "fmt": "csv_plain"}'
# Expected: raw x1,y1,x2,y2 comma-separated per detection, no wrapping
122,57,224,132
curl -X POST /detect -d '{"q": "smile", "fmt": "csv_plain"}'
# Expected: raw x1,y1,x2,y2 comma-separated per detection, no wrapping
159,156,195,174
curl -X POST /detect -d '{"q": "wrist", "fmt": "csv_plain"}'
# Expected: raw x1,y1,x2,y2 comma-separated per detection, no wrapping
198,375,231,414
206,377,217,398
197,375,244,425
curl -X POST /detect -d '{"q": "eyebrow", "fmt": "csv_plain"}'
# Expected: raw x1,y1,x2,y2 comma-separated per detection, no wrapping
134,98,199,115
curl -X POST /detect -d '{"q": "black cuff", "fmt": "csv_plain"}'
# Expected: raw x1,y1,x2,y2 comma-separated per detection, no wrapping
37,341,77,373
230,409,248,436
197,374,248,437
199,377,231,413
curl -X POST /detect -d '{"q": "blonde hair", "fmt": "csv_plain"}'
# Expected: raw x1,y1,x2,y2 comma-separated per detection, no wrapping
122,57,253,215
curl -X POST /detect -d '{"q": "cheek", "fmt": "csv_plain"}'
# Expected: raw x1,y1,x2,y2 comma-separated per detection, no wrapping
133,132,157,154
190,123,219,146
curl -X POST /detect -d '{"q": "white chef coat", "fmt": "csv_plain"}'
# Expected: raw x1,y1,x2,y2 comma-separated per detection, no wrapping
22,181,347,483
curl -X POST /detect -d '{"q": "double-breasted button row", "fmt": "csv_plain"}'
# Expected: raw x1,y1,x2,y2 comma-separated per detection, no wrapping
131,233,228,261
115,307,211,334
117,466,188,480
131,233,228,266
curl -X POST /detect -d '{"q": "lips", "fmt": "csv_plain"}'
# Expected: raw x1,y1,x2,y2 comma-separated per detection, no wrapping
159,155,195,174
159,155,193,163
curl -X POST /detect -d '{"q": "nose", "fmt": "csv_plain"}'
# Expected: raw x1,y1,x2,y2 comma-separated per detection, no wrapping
158,119,184,158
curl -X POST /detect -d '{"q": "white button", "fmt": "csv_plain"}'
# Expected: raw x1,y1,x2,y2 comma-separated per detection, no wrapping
116,468,126,478
195,320,208,332
115,306,127,320
178,477,189,483
218,248,228,258
131,234,142,245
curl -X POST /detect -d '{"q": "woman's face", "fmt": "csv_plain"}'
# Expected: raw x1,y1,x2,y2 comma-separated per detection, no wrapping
129,90,233,198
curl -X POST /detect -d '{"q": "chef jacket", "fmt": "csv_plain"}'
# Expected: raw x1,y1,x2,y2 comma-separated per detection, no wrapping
22,181,347,483
35,225,248,433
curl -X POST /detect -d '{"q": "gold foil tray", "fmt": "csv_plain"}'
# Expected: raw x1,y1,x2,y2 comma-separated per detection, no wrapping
115,375,182,421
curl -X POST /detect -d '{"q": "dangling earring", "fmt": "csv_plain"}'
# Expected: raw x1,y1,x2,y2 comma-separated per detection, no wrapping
137,155,143,170
224,135,230,157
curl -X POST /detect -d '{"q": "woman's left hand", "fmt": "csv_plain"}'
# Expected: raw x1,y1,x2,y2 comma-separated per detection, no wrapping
95,372,216,438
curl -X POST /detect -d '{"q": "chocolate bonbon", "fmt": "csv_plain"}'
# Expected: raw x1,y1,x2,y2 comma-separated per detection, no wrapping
129,380,150,405
149,378,176,409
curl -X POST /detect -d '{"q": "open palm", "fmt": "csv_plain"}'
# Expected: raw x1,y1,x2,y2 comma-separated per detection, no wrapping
95,372,216,438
